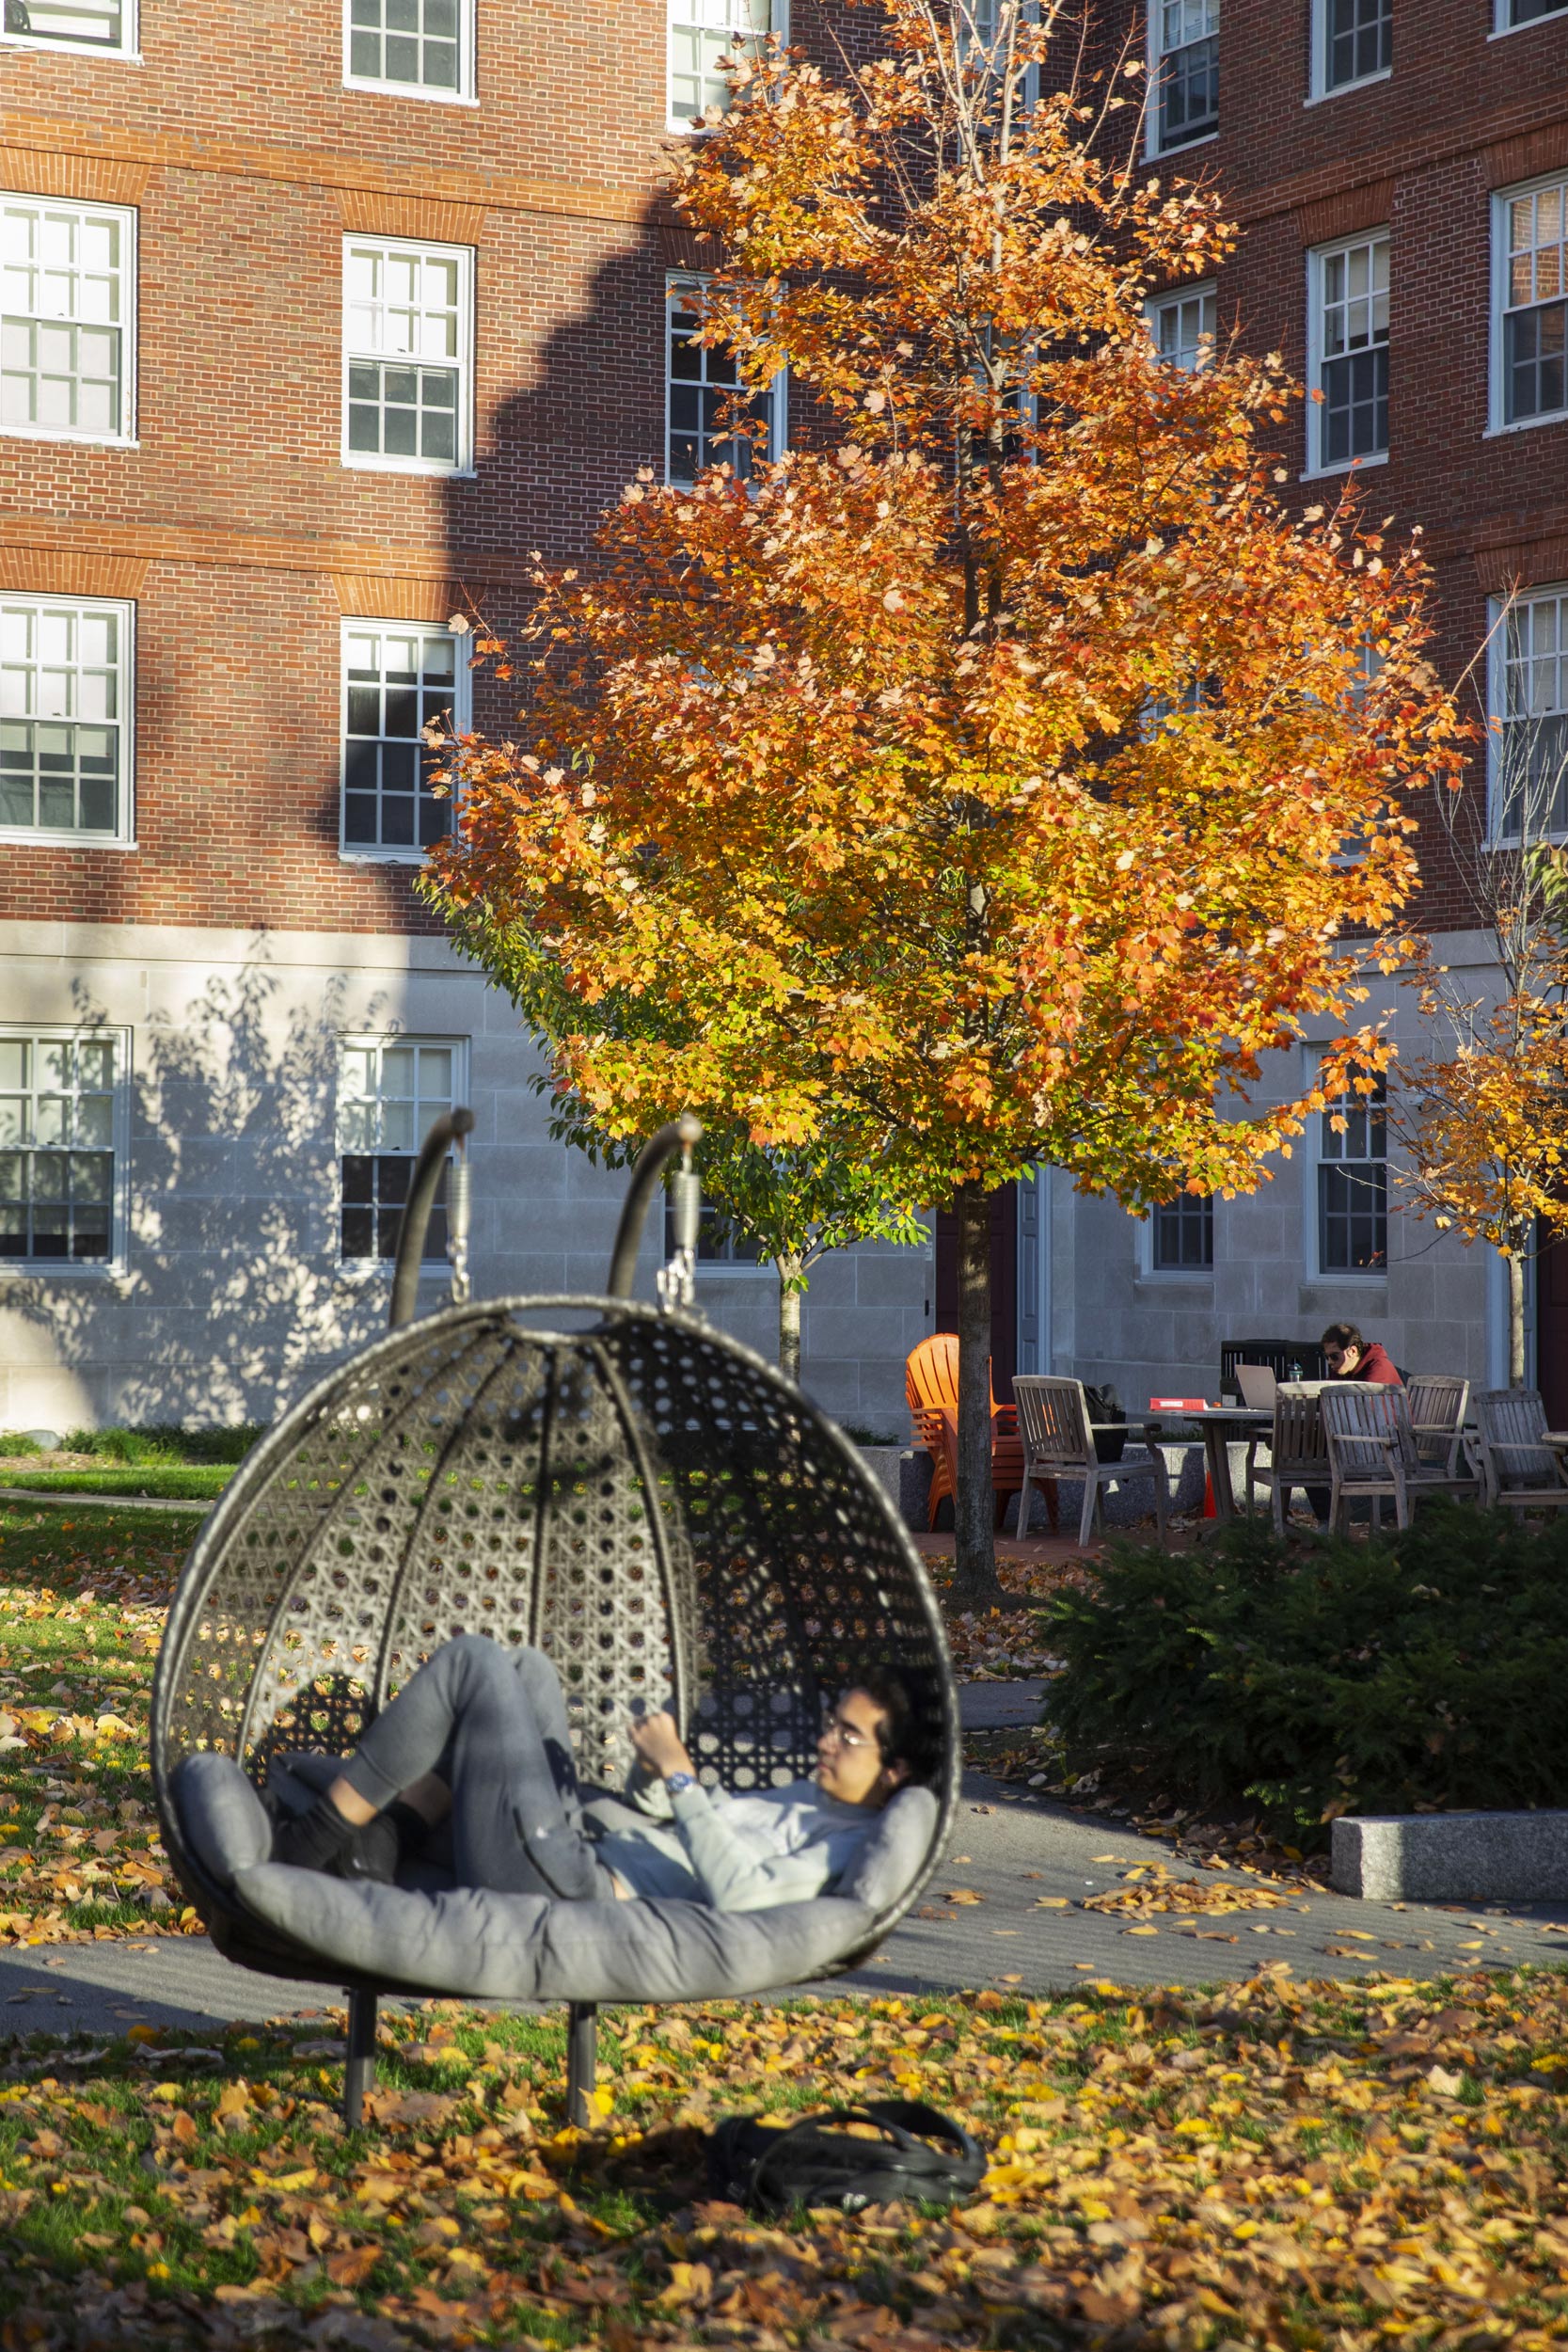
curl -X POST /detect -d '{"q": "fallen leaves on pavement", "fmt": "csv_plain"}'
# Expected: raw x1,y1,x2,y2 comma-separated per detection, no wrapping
1083,1864,1296,1920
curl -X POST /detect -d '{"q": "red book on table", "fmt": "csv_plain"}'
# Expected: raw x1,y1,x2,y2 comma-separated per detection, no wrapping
1148,1396,1210,1411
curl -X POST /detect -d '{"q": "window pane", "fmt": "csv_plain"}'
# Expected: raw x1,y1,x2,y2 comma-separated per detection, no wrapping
0,200,126,437
1318,1082,1387,1271
0,599,125,835
340,623,456,850
347,0,466,91
668,0,774,123
1325,0,1390,88
339,1045,457,1261
1155,7,1218,151
1152,1194,1213,1270
0,1032,118,1261
342,240,467,468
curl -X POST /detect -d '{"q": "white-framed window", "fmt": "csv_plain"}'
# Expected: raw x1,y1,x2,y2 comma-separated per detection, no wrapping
668,0,782,128
338,1036,466,1263
1,196,135,446
0,1031,125,1271
1147,1192,1213,1272
1147,281,1216,371
344,0,473,101
1313,1073,1387,1276
0,595,133,843
664,1196,768,1268
666,277,784,485
1492,175,1568,434
1148,0,1217,154
1497,1,1568,32
1488,585,1568,841
0,0,135,57
341,620,468,859
1307,230,1388,473
1311,0,1390,96
342,236,473,475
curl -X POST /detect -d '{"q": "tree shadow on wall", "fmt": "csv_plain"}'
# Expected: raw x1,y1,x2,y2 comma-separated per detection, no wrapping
0,941,412,1427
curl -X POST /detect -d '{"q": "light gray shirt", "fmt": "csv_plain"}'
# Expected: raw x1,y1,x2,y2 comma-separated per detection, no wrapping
594,1778,876,1913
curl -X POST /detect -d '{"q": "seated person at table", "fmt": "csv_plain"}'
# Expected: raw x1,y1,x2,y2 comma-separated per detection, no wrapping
1307,1322,1403,1524
269,1635,919,1914
1321,1323,1402,1386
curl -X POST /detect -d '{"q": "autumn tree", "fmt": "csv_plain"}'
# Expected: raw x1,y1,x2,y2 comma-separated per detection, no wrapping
1387,620,1568,1386
423,0,1461,1602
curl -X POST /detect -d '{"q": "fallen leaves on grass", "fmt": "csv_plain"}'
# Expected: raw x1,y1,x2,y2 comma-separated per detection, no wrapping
929,1552,1086,1677
0,1506,197,1942
0,1972,1561,2347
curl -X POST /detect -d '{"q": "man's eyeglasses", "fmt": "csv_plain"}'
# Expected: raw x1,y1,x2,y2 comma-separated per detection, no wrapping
819,1710,872,1751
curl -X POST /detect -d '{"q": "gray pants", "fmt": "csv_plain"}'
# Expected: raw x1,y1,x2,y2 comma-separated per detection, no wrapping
340,1634,615,1899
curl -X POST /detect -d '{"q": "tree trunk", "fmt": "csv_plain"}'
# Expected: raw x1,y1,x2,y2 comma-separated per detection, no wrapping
776,1254,803,1385
952,1181,1001,1605
1509,1249,1527,1388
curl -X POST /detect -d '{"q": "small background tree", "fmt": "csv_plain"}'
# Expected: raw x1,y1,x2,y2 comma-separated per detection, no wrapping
1388,609,1568,1386
425,0,1461,1602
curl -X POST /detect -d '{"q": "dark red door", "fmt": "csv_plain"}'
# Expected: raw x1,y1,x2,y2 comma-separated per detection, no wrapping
1538,1223,1568,1425
933,1184,1019,1403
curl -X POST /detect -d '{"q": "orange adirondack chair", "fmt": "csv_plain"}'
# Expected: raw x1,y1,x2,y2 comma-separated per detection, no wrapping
905,1333,1053,1533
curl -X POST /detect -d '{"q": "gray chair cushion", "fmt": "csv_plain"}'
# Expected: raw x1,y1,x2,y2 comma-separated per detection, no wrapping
175,1755,877,2002
233,1863,871,2002
836,1784,939,1912
173,1752,274,1888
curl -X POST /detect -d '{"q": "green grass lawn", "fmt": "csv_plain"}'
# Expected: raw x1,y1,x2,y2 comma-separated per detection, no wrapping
0,1467,229,1502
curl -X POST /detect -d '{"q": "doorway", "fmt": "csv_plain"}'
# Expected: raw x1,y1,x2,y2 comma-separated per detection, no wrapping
933,1184,1019,1403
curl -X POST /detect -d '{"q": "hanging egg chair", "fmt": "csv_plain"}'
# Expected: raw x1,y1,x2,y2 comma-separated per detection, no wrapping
151,1115,959,2124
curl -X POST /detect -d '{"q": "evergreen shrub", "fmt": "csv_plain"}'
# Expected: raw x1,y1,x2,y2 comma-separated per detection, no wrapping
1043,1504,1568,1845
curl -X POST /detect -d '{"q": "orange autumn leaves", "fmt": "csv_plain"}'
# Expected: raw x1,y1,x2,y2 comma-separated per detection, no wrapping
423,0,1463,1220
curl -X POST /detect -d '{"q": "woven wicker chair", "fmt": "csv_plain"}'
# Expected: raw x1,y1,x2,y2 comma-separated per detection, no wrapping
152,1116,959,2127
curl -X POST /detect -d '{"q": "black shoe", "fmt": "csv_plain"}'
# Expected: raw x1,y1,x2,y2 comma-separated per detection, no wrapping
518,1819,606,1900
337,1813,400,1884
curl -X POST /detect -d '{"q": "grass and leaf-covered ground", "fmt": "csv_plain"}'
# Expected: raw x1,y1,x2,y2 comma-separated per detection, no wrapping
1,1505,1568,2345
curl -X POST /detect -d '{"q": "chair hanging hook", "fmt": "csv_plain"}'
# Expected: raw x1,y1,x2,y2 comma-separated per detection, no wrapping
658,1148,702,1315
606,1113,703,1301
447,1123,472,1307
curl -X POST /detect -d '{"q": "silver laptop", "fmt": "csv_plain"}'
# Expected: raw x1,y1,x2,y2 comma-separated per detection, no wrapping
1234,1362,1278,1409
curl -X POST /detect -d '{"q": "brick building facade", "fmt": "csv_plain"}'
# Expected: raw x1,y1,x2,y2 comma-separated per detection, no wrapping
1043,0,1568,1418
0,0,930,1437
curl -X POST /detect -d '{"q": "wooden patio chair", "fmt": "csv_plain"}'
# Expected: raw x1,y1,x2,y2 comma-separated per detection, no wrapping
1319,1383,1479,1534
1012,1375,1169,1549
1246,1382,1328,1534
1474,1389,1568,1515
1403,1375,1471,1477
905,1334,1037,1532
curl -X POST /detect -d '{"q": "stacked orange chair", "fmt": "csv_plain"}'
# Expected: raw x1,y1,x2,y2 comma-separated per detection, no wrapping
905,1334,1053,1533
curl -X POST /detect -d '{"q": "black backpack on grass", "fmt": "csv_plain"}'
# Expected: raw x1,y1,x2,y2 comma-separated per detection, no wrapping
709,2101,985,2217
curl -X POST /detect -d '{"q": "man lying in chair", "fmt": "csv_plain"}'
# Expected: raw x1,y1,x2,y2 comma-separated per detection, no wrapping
268,1634,921,1914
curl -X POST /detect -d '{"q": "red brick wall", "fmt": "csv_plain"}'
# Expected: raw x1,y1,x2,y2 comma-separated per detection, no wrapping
1147,0,1568,933
0,0,682,933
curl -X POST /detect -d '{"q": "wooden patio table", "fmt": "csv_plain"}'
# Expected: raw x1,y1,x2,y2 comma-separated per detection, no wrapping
1145,1404,1274,1525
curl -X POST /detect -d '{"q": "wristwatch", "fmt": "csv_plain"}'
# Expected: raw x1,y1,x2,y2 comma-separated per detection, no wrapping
664,1771,696,1796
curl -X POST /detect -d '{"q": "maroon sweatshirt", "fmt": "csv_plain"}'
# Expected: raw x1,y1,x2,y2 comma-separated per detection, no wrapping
1345,1341,1402,1386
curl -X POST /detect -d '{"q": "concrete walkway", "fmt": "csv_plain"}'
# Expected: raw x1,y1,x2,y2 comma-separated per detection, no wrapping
1,1700,1560,2042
